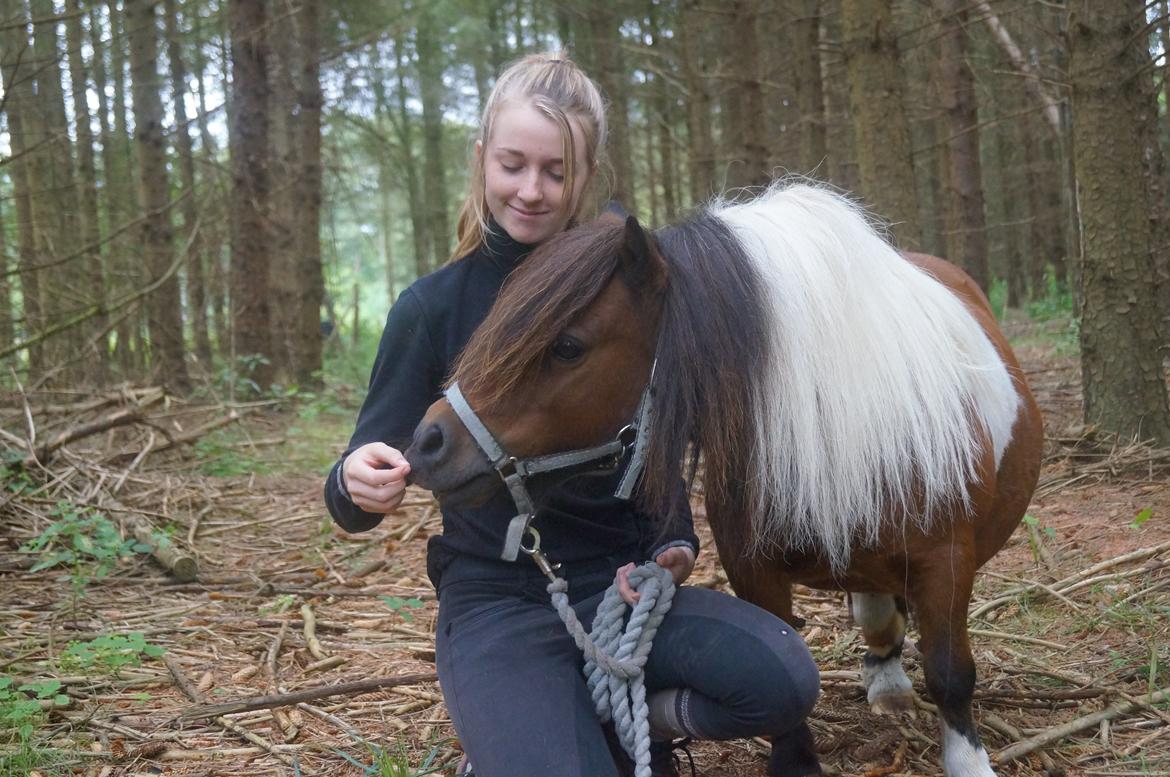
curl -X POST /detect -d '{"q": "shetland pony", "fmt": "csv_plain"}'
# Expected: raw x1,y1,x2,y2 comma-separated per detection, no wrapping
406,183,1043,777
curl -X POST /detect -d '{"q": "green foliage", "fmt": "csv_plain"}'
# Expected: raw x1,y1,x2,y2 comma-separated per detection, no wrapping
258,594,297,615
0,677,70,772
378,596,425,622
221,353,273,397
59,633,165,674
1020,514,1056,563
333,735,453,777
1,452,33,497
1026,275,1073,322
19,505,152,601
1130,508,1153,529
0,677,66,744
193,431,272,477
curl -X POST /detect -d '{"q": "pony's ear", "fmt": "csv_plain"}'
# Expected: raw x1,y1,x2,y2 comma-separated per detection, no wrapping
619,215,666,293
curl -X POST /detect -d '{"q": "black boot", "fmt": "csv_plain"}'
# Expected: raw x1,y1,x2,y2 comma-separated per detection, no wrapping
767,722,822,777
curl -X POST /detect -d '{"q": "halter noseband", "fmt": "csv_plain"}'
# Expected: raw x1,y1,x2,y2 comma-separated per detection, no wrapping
443,365,656,562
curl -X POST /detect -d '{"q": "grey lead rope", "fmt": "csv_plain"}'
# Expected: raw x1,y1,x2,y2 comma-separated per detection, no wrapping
546,562,676,777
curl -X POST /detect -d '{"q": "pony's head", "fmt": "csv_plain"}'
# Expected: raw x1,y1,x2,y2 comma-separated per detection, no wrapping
405,215,667,507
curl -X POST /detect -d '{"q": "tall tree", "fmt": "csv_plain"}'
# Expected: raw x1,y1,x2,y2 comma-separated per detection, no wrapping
164,0,213,367
585,3,637,211
644,0,678,219
0,172,10,351
788,0,827,174
1068,0,1170,445
679,0,716,203
840,0,921,248
293,0,324,386
724,0,769,189
127,0,190,390
0,0,43,371
29,0,83,377
191,8,229,353
105,0,142,371
415,5,450,268
228,0,274,389
267,0,301,378
65,0,108,378
935,0,990,292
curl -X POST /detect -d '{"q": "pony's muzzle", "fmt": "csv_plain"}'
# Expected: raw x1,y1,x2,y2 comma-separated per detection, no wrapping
404,399,499,506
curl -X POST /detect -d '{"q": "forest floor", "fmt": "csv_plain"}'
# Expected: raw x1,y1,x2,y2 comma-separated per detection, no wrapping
2,313,1170,777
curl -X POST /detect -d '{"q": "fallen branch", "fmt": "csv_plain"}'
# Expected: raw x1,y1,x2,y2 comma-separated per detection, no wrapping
180,672,440,719
24,392,163,467
122,508,199,582
994,685,1170,764
164,653,300,769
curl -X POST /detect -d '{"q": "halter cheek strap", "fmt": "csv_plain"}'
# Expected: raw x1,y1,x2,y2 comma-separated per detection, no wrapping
443,373,655,562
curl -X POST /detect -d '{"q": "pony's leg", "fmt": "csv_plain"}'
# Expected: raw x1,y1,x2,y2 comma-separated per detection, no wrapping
850,593,914,714
912,564,996,777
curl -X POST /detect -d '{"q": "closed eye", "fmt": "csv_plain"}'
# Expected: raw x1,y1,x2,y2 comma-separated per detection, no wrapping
550,335,585,363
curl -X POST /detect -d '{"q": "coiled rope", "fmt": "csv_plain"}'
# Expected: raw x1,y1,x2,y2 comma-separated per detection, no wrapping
547,562,676,777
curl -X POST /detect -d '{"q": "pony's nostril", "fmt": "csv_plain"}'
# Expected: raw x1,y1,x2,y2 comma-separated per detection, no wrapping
416,422,445,457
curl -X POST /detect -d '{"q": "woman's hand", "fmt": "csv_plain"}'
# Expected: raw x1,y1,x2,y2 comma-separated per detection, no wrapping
343,443,412,514
616,546,697,605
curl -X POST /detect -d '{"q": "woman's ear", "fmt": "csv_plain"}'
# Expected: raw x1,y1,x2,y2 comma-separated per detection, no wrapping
474,139,483,158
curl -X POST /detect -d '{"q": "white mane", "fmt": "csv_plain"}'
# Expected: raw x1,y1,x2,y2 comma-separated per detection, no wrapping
711,183,1021,570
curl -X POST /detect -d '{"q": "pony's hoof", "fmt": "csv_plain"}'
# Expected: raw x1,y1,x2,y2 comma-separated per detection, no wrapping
869,690,917,716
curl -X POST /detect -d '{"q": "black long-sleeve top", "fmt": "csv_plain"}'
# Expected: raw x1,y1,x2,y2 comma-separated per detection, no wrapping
323,226,698,588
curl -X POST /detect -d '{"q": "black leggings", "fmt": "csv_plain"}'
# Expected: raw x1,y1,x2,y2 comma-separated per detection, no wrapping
435,560,819,777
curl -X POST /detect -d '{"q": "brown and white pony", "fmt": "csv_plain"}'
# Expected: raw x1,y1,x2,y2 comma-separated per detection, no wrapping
406,183,1043,777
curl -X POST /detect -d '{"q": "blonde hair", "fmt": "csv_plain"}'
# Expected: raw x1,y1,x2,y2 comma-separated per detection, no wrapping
450,52,608,261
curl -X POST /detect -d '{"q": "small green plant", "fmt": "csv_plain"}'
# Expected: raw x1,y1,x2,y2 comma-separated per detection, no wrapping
1130,508,1153,530
334,736,453,777
258,594,297,615
1,452,33,496
60,633,165,674
378,596,425,622
20,505,152,604
1020,514,1055,563
0,677,67,744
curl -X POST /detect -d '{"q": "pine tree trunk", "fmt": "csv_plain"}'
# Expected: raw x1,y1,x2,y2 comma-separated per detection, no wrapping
127,0,190,391
267,0,299,379
935,0,990,292
416,7,449,268
588,4,636,211
1069,0,1170,445
790,0,827,174
228,0,274,390
0,176,10,351
0,0,43,371
840,0,921,249
645,1,677,219
294,0,324,387
164,0,212,367
65,0,108,380
726,0,768,189
679,0,716,204
29,0,84,379
192,26,228,355
380,160,396,307
820,0,858,192
392,34,429,276
106,0,141,372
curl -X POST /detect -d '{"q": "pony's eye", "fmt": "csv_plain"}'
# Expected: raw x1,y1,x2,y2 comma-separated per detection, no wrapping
550,335,585,362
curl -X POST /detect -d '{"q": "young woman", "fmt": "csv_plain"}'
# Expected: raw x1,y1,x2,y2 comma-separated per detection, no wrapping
324,52,822,777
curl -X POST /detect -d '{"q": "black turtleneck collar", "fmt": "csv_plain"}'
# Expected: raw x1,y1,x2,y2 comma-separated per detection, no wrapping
482,219,536,274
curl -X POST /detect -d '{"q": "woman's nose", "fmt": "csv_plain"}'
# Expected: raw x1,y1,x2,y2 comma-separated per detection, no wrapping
518,171,542,203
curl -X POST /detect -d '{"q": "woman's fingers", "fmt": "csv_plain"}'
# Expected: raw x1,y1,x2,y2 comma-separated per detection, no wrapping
616,562,640,605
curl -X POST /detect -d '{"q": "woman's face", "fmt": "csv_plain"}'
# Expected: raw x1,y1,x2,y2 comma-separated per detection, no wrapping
479,100,591,246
